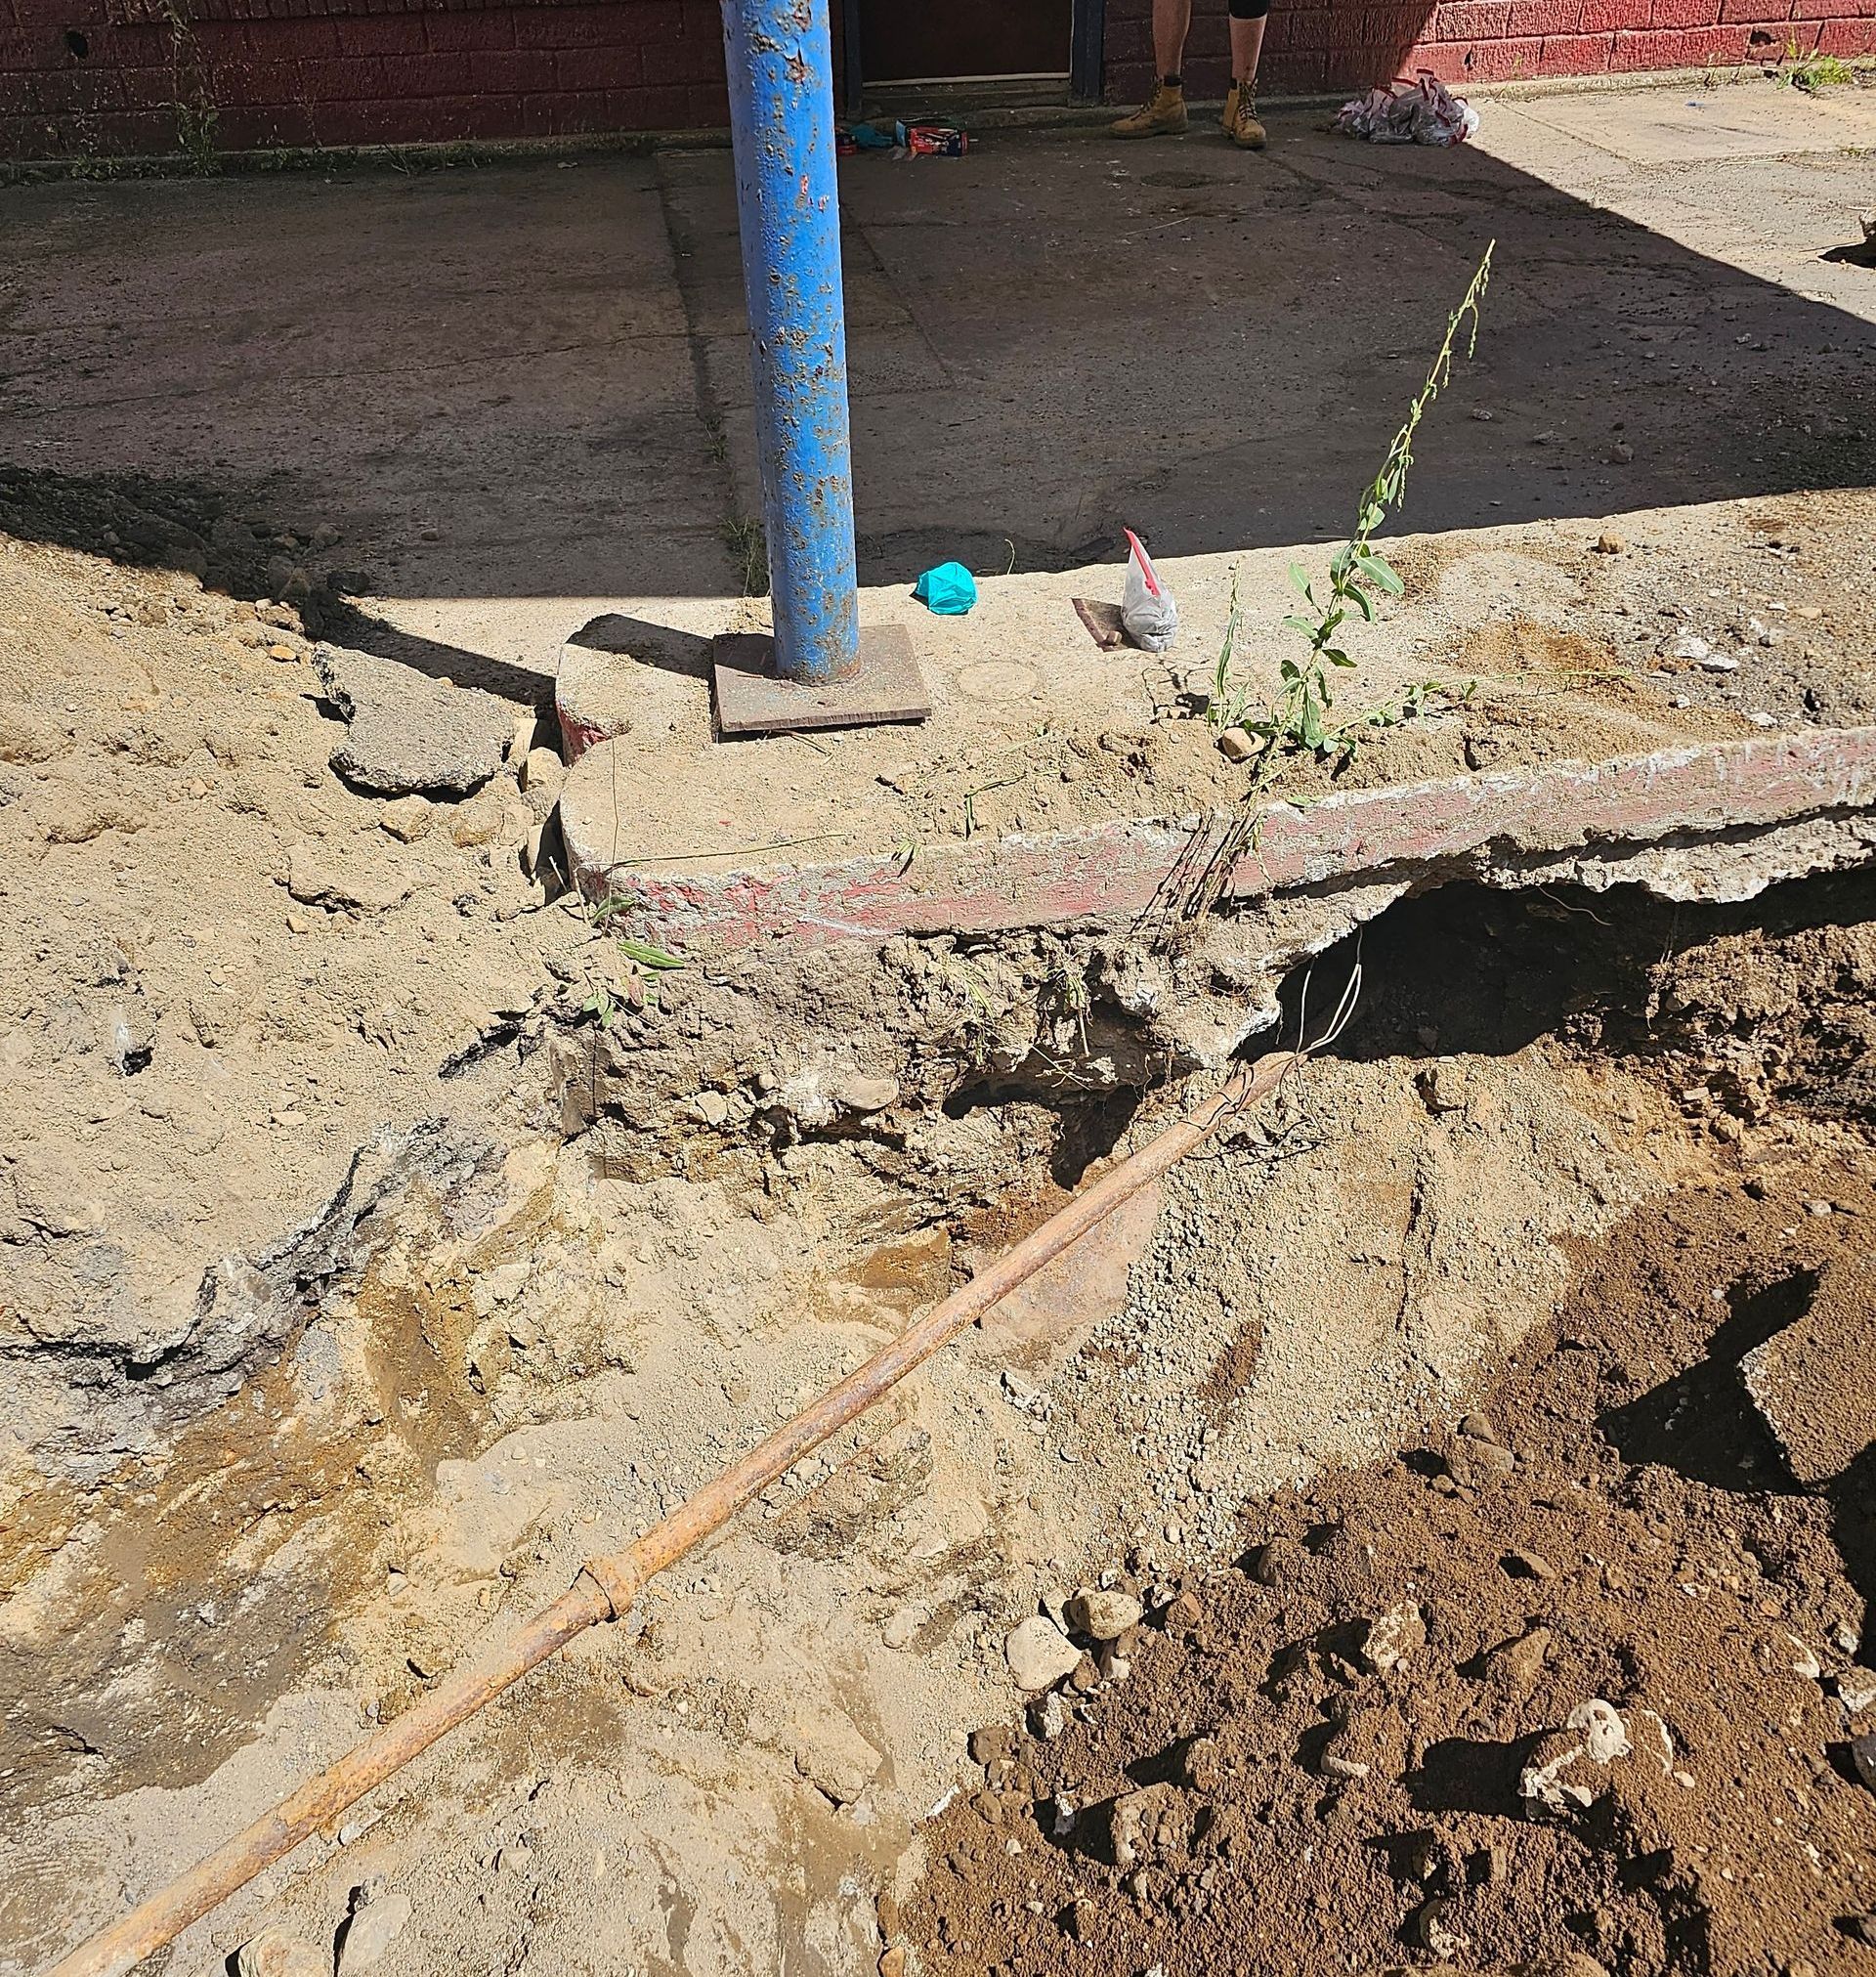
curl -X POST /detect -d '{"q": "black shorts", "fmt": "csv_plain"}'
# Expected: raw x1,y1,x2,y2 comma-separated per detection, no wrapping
1229,0,1271,19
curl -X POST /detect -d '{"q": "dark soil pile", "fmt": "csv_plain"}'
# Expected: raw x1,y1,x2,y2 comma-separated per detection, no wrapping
901,1156,1876,1976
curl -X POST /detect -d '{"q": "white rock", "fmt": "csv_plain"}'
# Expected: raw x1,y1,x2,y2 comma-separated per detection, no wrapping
1001,1368,1049,1418
337,1887,411,1975
1519,1733,1595,1813
1837,1666,1876,1715
1567,1698,1632,1764
1032,1690,1070,1740
1359,1603,1426,1675
1004,1615,1081,1692
236,1928,328,1977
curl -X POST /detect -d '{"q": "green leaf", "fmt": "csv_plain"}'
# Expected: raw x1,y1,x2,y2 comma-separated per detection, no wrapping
1280,614,1316,637
1288,560,1312,598
1279,658,1301,683
1346,584,1375,623
1355,551,1404,597
617,937,687,971
580,987,618,1033
1299,697,1326,750
1325,648,1356,667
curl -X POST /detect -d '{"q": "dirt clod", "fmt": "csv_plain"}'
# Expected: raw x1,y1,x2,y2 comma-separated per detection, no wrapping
1741,1254,1876,1483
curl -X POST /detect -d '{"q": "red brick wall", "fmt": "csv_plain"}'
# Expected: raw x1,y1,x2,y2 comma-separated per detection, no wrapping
1100,0,1872,101
1,0,1869,158
0,0,734,156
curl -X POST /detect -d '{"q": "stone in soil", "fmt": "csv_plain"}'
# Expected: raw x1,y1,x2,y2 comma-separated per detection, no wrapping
315,643,515,795
335,1882,411,1975
235,1929,328,1977
1004,1615,1081,1692
1063,1587,1143,1642
1740,1252,1876,1483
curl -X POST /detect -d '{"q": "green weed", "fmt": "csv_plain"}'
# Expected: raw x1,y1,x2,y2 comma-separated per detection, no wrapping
1777,41,1855,88
174,100,220,175
580,899,688,1018
723,516,769,596
1208,241,1493,766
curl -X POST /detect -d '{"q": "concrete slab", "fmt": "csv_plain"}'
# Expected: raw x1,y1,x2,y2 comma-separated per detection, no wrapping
558,490,1876,956
565,721,1876,950
1508,80,1876,165
1741,1252,1876,1484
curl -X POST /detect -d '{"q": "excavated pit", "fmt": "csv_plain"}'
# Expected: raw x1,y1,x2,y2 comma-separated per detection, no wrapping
10,857,1876,1977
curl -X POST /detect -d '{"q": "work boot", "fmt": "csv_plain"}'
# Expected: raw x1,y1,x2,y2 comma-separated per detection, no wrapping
1222,80,1240,132
1111,82,1188,138
1229,89,1267,149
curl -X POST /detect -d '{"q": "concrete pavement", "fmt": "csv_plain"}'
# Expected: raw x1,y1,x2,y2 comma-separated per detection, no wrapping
0,75,1869,701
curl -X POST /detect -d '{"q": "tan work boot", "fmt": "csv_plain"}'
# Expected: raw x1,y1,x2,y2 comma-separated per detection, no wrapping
1229,88,1267,149
1222,80,1240,132
1111,82,1188,138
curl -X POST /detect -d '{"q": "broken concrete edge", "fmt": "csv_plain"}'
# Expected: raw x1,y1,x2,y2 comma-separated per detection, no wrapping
1741,1253,1876,1485
562,725,1876,954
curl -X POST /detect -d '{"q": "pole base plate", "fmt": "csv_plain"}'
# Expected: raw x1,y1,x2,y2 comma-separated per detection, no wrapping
712,624,930,737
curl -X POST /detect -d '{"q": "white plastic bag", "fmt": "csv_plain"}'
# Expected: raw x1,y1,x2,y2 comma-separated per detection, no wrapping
1120,528,1178,653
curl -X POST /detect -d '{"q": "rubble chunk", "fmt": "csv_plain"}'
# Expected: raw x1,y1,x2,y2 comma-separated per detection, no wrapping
316,643,515,796
235,1929,328,1977
1065,1587,1144,1642
1358,1603,1426,1675
1740,1256,1876,1484
336,1880,411,1975
377,795,432,842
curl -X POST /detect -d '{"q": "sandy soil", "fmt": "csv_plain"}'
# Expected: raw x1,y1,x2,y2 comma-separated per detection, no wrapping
4,485,1875,1977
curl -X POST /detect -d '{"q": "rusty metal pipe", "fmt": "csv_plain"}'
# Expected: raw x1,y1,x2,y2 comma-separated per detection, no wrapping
43,1053,1293,1977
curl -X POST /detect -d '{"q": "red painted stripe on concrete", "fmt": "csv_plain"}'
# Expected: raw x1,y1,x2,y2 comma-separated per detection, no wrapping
562,727,1876,953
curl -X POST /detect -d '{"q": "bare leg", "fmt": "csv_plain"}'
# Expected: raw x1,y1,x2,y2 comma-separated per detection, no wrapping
1228,12,1266,82
1154,0,1194,76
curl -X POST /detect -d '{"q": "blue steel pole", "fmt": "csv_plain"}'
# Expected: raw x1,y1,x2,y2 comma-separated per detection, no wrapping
719,0,861,684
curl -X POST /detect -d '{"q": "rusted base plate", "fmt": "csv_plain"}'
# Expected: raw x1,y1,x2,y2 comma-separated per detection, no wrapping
712,624,930,737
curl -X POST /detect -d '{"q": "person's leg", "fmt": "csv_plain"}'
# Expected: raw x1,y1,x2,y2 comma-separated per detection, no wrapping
1226,0,1269,146
1228,9,1266,85
1110,0,1193,135
1154,0,1194,78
